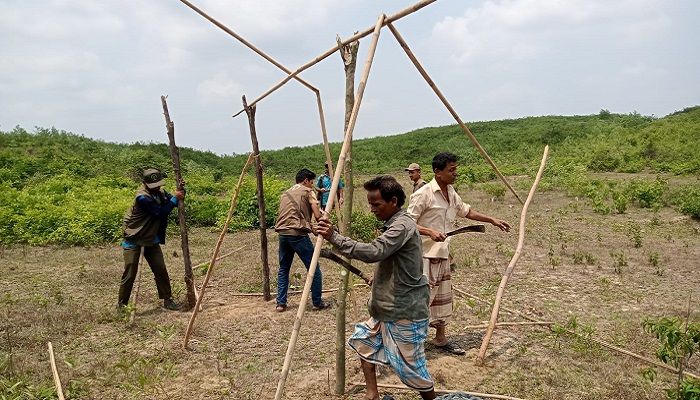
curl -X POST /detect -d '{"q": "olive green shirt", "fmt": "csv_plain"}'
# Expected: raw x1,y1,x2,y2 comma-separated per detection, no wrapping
327,209,429,321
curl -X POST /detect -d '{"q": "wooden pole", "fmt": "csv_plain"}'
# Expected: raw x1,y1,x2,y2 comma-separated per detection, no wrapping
232,0,436,118
128,248,145,324
178,0,318,93
242,96,271,302
47,342,65,400
476,146,548,365
315,92,344,225
334,33,360,395
386,22,524,205
463,321,553,330
193,246,245,270
349,382,525,400
183,153,255,349
274,15,386,400
161,95,197,309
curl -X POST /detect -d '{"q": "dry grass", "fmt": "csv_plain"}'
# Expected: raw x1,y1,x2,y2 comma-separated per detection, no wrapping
1,175,699,399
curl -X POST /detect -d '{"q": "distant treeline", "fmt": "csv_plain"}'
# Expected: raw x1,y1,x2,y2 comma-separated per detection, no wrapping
1,106,698,245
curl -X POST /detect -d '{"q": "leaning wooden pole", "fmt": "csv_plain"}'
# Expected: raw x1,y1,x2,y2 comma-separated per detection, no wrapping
315,93,344,225
47,342,65,400
128,248,145,324
161,95,197,309
184,153,255,349
475,145,549,365
335,34,360,396
274,15,386,400
242,96,271,301
386,22,523,205
232,0,436,117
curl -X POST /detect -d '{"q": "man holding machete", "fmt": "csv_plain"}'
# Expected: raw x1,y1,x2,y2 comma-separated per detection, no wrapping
407,152,511,355
317,175,436,400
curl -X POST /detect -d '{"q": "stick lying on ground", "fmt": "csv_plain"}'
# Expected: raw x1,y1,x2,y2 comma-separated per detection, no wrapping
349,382,525,400
47,342,65,400
446,224,485,237
319,248,371,285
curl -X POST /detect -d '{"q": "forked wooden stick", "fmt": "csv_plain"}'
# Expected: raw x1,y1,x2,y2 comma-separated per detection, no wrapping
128,247,145,324
386,22,523,205
475,145,548,365
232,0,436,117
47,342,65,400
453,287,700,379
349,382,525,400
274,15,386,400
183,153,255,349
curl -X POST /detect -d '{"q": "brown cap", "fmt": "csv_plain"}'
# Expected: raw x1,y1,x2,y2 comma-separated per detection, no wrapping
404,163,420,171
143,168,166,189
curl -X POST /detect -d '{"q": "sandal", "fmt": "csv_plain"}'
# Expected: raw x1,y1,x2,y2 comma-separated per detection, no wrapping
435,341,466,355
275,304,287,312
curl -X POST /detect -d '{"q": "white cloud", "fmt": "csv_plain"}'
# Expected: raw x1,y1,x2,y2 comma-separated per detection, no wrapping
196,72,242,103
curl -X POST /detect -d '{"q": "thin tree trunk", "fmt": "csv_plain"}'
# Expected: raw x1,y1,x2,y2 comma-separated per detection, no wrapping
161,95,196,310
274,15,385,400
242,96,271,301
335,34,359,395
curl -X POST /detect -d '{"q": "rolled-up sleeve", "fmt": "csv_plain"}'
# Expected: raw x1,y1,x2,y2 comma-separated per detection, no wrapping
328,224,408,263
453,191,471,218
407,190,427,222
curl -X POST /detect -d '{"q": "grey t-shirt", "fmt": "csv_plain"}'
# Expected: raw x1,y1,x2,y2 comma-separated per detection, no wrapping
328,209,429,321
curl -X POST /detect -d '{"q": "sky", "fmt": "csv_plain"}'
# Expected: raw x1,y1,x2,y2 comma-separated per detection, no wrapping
1,0,698,155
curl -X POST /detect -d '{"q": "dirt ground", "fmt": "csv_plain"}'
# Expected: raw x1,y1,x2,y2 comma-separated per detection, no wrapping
1,175,699,399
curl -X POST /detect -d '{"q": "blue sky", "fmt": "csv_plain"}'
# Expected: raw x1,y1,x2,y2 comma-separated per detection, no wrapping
1,0,698,154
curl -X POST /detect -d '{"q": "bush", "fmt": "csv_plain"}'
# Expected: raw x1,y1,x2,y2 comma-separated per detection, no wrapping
629,177,667,210
671,185,700,218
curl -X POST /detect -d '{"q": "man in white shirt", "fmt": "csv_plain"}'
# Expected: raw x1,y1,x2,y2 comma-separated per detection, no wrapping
407,152,511,355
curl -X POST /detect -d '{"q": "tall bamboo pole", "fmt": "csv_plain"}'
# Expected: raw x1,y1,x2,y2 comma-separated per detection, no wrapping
47,342,65,400
334,34,359,395
475,146,549,365
274,15,386,400
386,22,524,205
184,153,255,349
315,93,344,225
161,95,197,309
242,96,271,301
232,0,436,118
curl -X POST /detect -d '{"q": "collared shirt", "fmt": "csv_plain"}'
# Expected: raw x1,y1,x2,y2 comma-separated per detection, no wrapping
328,209,429,321
413,179,427,193
406,178,471,259
275,184,318,236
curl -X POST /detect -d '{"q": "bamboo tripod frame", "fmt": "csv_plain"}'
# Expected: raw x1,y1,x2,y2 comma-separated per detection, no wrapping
475,145,549,365
178,0,343,223
183,153,256,349
274,15,386,400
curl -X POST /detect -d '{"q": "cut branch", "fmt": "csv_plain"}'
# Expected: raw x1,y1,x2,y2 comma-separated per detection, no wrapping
161,95,197,309
183,153,255,349
47,342,65,400
349,382,525,400
274,14,386,400
386,22,523,205
476,145,549,365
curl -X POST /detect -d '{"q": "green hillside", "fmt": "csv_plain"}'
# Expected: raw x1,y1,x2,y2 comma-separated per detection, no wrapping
1,106,699,245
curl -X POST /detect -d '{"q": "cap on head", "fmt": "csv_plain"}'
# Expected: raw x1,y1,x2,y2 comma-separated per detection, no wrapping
404,163,421,171
142,168,166,189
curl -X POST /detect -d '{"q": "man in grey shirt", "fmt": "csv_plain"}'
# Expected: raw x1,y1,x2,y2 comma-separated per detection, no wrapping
318,175,436,400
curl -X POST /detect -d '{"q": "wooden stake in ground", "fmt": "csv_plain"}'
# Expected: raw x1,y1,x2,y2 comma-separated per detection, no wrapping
274,15,386,400
386,22,523,205
161,95,196,310
334,33,360,396
183,153,256,349
47,342,65,400
242,96,271,301
475,145,549,365
128,248,145,324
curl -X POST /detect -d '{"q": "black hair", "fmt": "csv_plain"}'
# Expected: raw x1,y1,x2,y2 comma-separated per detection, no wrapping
295,168,316,183
432,152,459,171
363,175,406,208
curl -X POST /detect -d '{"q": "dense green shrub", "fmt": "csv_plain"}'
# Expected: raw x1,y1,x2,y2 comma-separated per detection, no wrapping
671,185,700,218
629,177,667,210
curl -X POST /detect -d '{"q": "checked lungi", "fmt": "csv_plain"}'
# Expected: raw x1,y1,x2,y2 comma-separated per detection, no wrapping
424,258,452,328
348,317,434,392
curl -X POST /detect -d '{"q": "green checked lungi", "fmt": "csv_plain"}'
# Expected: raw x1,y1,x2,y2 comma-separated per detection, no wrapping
348,317,434,392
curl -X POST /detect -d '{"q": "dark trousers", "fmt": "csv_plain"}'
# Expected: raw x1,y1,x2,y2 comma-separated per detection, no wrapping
277,234,323,307
118,245,172,306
